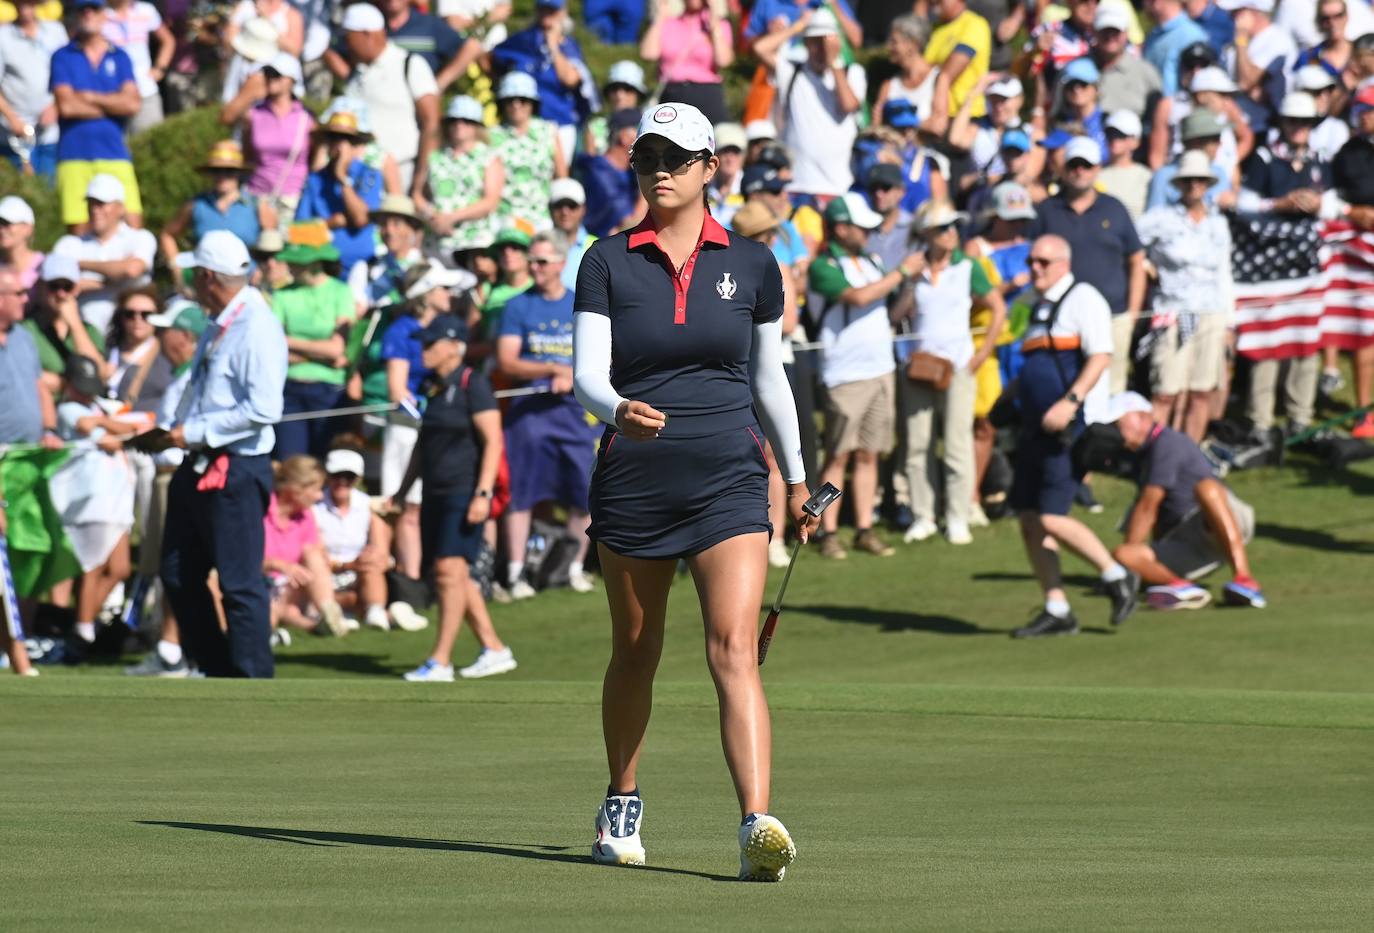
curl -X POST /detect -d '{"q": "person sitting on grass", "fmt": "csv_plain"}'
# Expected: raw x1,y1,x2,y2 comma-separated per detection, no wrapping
1107,392,1267,611
313,439,397,634
264,455,349,644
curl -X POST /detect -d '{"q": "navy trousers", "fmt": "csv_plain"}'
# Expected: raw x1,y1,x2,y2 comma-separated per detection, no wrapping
160,453,274,678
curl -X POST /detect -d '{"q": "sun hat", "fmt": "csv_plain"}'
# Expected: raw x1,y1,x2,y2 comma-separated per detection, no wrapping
370,194,424,226
314,101,373,141
198,139,249,172
252,229,285,256
489,226,533,253
605,60,647,95
231,16,279,63
277,220,340,265
636,102,715,154
325,449,366,478
714,122,748,152
825,192,884,230
496,71,539,102
731,201,781,239
913,200,968,232
1001,128,1033,152
1296,64,1337,93
1170,150,1220,186
1094,4,1132,32
175,230,253,277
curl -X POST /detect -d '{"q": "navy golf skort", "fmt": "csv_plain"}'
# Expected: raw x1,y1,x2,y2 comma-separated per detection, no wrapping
420,493,484,567
588,422,772,560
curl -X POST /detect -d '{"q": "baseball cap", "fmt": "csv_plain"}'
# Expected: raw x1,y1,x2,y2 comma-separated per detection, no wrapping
147,299,209,337
86,173,126,203
259,51,303,85
882,99,920,129
636,102,715,154
1279,92,1319,121
1001,128,1032,153
1296,64,1337,92
325,448,366,478
1105,109,1143,138
496,71,539,102
444,95,484,123
402,261,475,301
753,141,791,170
987,77,1024,99
990,182,1036,221
745,119,777,143
490,226,533,251
1106,391,1153,422
1191,66,1238,95
608,108,642,135
549,177,586,206
1180,108,1226,141
1180,41,1217,74
741,164,786,195
64,355,105,397
1217,0,1273,12
866,162,905,190
1061,57,1101,86
1039,128,1074,151
40,253,80,283
803,7,839,38
1094,4,1132,32
341,3,384,32
1064,136,1103,166
714,122,748,152
175,230,253,276
606,60,647,95
412,313,469,345
535,0,565,7
0,195,34,225
824,192,883,230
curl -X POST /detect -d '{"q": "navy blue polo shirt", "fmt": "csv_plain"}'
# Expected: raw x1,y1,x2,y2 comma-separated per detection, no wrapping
574,214,784,437
1029,191,1142,316
49,42,135,162
387,12,464,74
419,366,497,496
1240,145,1332,200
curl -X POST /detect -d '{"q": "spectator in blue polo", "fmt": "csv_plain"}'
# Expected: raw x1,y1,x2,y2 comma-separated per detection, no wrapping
50,0,143,232
575,108,642,238
495,231,598,598
491,0,593,161
1143,0,1210,96
295,101,384,275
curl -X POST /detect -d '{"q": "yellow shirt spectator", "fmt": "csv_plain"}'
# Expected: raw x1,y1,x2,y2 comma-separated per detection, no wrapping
925,4,991,119
0,1,63,23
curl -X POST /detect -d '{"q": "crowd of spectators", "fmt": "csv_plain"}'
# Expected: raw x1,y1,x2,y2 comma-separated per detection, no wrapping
4,0,1374,675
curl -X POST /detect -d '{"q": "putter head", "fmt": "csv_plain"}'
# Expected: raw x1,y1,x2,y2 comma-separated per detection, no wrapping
801,482,842,519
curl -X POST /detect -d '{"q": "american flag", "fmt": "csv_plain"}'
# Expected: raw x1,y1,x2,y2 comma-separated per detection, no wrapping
1318,220,1374,351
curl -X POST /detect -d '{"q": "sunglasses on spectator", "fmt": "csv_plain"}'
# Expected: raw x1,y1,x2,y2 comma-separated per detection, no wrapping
869,183,898,193
328,472,359,483
1065,81,1093,92
529,256,560,266
121,308,157,319
925,222,959,235
47,279,76,292
1066,159,1096,171
1318,11,1346,23
550,200,581,211
1028,255,1064,267
630,146,710,176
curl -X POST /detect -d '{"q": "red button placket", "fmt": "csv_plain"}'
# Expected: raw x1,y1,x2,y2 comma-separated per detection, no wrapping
672,245,705,325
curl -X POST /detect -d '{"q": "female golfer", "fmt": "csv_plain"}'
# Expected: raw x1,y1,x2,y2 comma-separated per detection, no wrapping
572,103,814,882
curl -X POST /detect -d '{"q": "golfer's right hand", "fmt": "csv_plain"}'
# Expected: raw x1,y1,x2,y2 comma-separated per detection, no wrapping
615,400,666,440
787,483,818,544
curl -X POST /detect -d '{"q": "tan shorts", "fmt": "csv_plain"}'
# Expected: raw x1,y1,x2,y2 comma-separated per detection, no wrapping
824,372,896,456
1152,313,1229,396
137,471,174,577
1153,491,1255,580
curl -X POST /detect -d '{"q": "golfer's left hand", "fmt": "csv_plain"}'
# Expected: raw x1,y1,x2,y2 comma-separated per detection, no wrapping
787,483,818,544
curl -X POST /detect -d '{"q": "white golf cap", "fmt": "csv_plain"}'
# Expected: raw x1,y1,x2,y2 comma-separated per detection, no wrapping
986,76,1024,99
745,119,777,142
341,3,385,32
549,177,586,205
402,262,475,300
1296,64,1337,92
1218,0,1273,12
445,94,484,122
175,230,253,276
1191,65,1238,95
1279,91,1319,120
258,50,303,84
230,16,279,63
1063,135,1103,166
86,173,126,203
803,7,839,38
636,102,715,153
496,70,539,101
606,60,647,95
714,121,748,152
1106,391,1153,422
1105,109,1143,137
1094,4,1132,32
325,449,366,477
913,199,968,232
145,296,197,329
40,252,80,283
990,182,1037,221
0,195,34,225
825,191,885,230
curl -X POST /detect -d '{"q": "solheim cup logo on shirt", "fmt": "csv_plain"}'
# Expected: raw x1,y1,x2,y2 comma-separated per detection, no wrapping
716,272,737,300
653,106,678,123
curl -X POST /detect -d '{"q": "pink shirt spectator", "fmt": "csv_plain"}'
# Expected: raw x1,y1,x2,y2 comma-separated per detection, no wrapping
657,12,731,85
264,494,320,567
246,100,313,199
18,252,44,292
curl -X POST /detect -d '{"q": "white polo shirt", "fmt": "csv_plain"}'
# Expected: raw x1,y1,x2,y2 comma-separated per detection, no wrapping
775,57,867,197
344,43,438,167
314,487,373,564
810,246,895,388
53,223,158,333
908,250,994,369
1024,274,1114,424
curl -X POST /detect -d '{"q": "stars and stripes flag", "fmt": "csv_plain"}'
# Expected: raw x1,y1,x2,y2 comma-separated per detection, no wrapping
1230,215,1374,361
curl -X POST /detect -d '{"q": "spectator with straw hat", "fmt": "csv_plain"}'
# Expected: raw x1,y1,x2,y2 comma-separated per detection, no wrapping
295,101,384,273
158,140,261,270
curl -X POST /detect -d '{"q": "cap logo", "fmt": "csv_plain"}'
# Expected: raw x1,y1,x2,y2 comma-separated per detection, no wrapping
653,106,678,124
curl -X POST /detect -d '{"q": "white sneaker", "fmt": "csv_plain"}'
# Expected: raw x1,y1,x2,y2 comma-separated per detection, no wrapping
388,601,428,632
969,502,990,528
489,583,513,604
569,571,595,593
458,646,517,679
509,580,536,600
767,538,791,568
945,519,973,546
364,605,390,631
592,793,646,866
903,518,938,543
342,615,361,632
403,658,454,682
739,813,797,882
319,601,348,637
270,629,292,649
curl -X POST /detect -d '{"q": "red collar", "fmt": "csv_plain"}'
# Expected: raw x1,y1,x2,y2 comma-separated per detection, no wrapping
627,212,730,255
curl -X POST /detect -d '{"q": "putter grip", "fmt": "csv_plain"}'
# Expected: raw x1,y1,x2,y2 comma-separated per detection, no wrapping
757,610,779,666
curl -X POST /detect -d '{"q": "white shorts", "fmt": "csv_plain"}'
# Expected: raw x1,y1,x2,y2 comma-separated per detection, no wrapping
381,422,422,506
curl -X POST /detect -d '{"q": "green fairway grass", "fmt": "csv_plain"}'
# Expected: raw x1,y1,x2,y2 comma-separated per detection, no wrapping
3,465,1372,931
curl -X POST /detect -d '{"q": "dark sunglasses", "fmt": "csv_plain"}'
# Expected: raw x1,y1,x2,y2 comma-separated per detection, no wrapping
1065,81,1093,91
630,146,709,176
926,222,959,235
550,200,581,211
869,183,898,193
1028,256,1061,267
529,256,560,266
46,279,76,292
328,472,359,483
1066,159,1096,171
1318,12,1345,23
121,308,156,319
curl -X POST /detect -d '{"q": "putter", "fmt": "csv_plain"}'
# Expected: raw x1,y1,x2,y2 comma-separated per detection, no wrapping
757,482,842,667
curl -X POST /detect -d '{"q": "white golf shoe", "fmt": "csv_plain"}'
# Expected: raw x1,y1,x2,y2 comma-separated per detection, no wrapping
458,646,517,679
738,813,796,882
592,792,646,866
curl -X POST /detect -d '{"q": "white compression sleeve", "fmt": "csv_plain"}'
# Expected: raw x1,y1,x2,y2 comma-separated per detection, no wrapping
573,311,627,428
750,318,807,485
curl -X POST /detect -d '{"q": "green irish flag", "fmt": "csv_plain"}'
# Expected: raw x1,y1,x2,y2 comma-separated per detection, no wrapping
1,447,81,599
